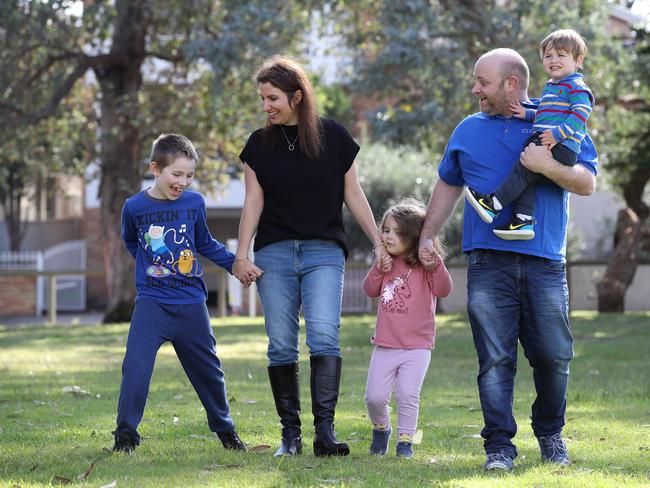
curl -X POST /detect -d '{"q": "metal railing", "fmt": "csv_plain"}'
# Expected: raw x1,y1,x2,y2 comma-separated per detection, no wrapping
0,268,230,325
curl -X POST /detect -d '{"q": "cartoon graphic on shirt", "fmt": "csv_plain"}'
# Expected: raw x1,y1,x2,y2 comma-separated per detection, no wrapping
146,263,172,277
142,223,195,277
144,225,173,263
380,269,412,314
171,249,203,277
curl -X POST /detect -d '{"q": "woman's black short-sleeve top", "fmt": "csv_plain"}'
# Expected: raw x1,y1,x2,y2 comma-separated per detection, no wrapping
239,118,359,257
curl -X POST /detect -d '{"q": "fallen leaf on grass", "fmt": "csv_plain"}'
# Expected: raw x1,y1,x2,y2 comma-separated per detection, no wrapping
78,462,95,481
248,444,271,453
412,429,423,445
51,475,71,484
461,434,482,439
62,385,91,397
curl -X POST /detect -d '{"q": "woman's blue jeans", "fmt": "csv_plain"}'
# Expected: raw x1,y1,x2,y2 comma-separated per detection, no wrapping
466,249,573,458
254,239,345,366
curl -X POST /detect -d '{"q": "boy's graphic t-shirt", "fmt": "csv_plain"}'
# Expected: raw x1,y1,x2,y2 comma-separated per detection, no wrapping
121,190,234,304
362,256,453,350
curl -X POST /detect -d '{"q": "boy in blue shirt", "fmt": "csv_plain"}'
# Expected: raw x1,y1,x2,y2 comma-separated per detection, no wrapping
113,133,247,453
465,29,594,240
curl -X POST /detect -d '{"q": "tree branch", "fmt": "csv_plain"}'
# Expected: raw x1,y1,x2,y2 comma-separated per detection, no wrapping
28,58,90,124
144,50,184,63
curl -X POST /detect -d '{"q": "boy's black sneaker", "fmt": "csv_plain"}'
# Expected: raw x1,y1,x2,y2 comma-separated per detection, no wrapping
217,429,247,451
465,187,499,224
112,433,137,453
493,216,536,241
484,451,514,471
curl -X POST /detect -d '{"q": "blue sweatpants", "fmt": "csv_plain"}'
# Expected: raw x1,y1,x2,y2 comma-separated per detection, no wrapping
114,297,234,443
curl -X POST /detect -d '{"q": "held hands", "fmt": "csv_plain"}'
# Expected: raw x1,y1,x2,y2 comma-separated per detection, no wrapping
233,258,264,288
539,129,557,148
509,100,526,119
418,238,440,272
373,243,393,273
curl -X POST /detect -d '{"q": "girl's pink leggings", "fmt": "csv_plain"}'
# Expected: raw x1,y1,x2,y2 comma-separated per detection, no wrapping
364,346,431,437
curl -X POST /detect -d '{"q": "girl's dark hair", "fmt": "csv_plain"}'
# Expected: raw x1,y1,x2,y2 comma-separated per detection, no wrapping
380,198,447,266
255,55,323,159
150,133,198,168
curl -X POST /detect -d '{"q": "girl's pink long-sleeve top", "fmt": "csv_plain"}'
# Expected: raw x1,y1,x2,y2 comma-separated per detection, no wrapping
362,255,452,350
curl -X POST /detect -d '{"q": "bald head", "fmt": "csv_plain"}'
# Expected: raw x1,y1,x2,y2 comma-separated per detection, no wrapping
476,48,529,96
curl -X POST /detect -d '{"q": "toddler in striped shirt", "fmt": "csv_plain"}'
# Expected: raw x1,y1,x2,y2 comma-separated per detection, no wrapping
465,29,594,241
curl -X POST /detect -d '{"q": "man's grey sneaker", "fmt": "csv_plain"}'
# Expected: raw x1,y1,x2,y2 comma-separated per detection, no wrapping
112,433,137,453
493,215,536,241
465,187,499,224
369,427,391,456
484,452,514,471
538,433,569,465
396,441,413,459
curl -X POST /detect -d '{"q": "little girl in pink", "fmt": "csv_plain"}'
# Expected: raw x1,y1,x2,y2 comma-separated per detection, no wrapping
363,199,452,458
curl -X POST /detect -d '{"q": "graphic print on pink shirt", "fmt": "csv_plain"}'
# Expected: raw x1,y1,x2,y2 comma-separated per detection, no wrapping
380,269,412,315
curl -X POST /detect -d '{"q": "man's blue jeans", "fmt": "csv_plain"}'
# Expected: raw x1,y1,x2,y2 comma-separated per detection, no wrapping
466,249,573,458
254,239,345,366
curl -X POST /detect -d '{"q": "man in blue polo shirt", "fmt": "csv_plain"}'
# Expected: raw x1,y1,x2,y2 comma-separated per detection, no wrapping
418,48,597,471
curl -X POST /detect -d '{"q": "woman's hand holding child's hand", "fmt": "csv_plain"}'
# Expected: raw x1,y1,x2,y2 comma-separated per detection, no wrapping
374,244,393,273
233,258,264,288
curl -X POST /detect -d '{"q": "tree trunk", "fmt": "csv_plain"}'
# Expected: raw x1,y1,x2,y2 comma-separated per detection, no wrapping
596,208,643,312
96,0,148,323
2,162,27,252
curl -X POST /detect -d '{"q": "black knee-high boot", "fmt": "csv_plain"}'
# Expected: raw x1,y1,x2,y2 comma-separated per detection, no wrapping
268,363,302,456
310,355,350,457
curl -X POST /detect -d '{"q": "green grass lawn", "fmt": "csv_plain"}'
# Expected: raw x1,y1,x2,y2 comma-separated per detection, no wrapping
0,312,649,487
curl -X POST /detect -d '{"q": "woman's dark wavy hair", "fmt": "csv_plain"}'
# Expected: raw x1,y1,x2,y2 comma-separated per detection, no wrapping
255,55,323,159
380,198,447,266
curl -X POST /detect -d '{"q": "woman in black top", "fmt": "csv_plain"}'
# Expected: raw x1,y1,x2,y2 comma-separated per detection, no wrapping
234,55,390,457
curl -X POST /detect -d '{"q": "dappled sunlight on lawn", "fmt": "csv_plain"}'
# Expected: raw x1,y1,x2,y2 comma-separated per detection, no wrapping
1,312,648,487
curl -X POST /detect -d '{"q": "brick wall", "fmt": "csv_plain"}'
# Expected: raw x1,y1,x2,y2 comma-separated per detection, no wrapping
83,207,109,309
0,276,37,315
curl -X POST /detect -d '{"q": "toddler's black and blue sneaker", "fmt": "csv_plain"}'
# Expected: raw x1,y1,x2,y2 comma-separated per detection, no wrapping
465,187,499,224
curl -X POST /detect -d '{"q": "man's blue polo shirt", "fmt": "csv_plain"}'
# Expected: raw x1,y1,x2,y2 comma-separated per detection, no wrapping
438,110,598,261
